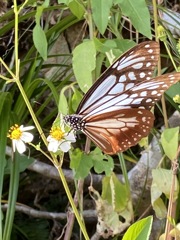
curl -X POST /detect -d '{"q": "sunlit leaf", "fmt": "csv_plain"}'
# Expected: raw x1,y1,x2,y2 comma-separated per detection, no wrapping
161,127,179,160
72,40,96,93
69,0,84,19
122,216,153,240
115,0,151,38
91,0,113,34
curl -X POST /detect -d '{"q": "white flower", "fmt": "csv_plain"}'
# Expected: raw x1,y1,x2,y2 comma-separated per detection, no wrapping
47,126,76,153
8,124,34,154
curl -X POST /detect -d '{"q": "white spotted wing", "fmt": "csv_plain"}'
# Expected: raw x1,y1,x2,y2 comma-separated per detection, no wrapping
65,41,180,154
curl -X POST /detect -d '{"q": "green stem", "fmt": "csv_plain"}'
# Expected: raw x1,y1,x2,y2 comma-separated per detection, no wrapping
0,58,16,79
152,0,158,41
164,42,178,72
3,153,20,240
56,166,89,240
118,153,130,191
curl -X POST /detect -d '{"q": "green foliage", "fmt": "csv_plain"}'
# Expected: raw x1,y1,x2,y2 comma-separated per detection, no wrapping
91,0,113,35
33,4,48,60
72,40,96,92
59,88,69,114
0,0,179,239
71,88,83,112
102,173,130,212
161,127,179,160
5,155,35,175
70,148,94,179
151,169,179,218
115,0,151,38
166,82,180,111
122,216,153,240
12,218,49,240
69,0,85,19
70,148,114,179
89,184,131,237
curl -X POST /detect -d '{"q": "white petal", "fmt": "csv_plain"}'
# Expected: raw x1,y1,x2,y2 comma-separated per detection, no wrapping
48,140,59,152
47,135,53,142
12,140,17,152
65,133,76,142
20,125,34,131
60,141,71,152
16,139,26,154
21,132,34,142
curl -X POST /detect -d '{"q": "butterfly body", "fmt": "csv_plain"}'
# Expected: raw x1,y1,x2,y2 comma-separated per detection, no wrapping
64,115,85,131
64,41,180,154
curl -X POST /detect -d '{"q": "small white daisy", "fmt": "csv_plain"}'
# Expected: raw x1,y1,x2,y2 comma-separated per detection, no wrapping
47,126,76,153
8,124,34,154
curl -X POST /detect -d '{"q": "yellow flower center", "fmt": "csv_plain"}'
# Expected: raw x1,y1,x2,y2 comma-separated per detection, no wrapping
50,126,64,140
7,124,22,140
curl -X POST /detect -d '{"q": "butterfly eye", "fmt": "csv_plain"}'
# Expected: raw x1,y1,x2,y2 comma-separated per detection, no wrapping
65,41,180,154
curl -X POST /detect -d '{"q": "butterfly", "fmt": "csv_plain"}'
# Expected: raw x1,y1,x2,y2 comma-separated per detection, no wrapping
64,41,180,155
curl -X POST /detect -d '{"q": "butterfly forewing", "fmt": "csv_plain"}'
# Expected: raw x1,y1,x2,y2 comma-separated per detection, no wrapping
65,41,180,154
77,41,160,115
82,73,180,119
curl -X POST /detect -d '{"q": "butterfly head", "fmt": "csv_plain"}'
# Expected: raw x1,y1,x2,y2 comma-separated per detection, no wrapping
64,115,85,131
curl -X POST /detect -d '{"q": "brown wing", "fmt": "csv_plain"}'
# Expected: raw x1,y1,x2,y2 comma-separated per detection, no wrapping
82,109,155,154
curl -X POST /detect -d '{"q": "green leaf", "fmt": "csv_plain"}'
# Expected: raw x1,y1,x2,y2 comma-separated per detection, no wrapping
93,38,117,53
71,88,83,112
32,5,48,60
69,0,84,19
91,148,114,175
58,0,73,3
161,127,179,160
5,155,35,175
102,173,129,212
33,24,47,60
151,168,179,218
165,82,180,111
59,90,68,114
113,39,136,52
89,186,131,236
70,149,93,179
91,0,113,34
13,218,49,240
72,40,96,92
43,78,59,106
151,197,167,219
152,168,179,200
122,216,153,240
0,93,12,201
116,0,151,38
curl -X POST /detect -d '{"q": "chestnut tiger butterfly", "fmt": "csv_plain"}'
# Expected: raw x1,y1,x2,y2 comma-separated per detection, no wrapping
64,41,180,155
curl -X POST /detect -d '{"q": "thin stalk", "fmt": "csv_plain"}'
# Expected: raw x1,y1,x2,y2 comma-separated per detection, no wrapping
3,153,20,240
11,1,89,239
118,153,130,191
152,0,168,128
56,166,89,240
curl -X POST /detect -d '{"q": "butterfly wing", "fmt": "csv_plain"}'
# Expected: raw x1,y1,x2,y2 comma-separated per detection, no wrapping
65,41,180,154
81,73,180,154
77,41,160,115
81,73,180,119
82,109,154,154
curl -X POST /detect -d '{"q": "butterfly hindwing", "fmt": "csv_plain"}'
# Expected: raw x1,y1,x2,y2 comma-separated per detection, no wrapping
83,109,154,154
